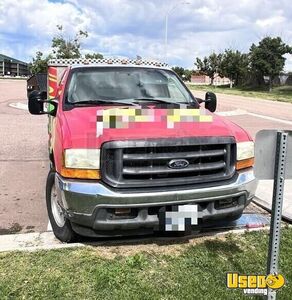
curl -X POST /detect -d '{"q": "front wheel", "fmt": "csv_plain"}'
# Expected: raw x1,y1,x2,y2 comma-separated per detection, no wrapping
46,171,76,242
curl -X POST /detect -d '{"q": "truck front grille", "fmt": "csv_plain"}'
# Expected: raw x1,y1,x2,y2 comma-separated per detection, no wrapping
101,137,236,188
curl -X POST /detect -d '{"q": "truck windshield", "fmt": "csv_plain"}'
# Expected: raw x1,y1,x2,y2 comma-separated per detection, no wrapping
66,67,196,105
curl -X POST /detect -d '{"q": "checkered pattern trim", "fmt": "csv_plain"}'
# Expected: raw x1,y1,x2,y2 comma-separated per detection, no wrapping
48,58,168,68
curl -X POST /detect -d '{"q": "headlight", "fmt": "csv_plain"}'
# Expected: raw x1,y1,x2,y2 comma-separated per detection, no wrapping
237,141,254,161
236,141,254,170
65,149,100,169
61,149,101,179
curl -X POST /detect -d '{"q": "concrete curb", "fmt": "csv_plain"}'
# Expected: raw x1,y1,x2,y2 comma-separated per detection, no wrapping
9,102,28,110
0,226,274,253
253,197,292,222
0,232,84,252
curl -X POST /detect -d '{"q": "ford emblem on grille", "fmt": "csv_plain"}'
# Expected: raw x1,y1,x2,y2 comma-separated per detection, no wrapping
168,159,189,169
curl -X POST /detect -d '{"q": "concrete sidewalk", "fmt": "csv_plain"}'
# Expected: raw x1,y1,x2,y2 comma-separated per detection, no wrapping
255,180,292,222
0,224,271,253
0,232,85,252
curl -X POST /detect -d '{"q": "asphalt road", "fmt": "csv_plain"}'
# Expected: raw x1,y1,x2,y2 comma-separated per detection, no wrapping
0,80,291,234
0,80,48,234
194,90,292,138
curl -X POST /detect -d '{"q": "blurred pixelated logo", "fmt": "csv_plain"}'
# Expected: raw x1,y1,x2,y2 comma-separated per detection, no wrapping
158,204,202,232
226,272,285,296
96,107,212,136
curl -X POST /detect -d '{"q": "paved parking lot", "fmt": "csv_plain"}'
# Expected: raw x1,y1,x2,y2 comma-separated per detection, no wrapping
0,80,48,233
0,79,291,234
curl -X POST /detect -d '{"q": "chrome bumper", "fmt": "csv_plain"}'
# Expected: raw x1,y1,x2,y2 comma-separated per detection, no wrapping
55,169,257,235
56,169,257,213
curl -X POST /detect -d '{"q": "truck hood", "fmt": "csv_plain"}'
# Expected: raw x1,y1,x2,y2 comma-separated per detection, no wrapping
61,106,251,149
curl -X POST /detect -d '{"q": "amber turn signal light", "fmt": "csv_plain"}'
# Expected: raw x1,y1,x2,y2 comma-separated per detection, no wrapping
236,158,254,170
60,167,101,180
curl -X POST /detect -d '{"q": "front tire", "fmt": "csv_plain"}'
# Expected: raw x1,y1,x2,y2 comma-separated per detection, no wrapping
46,171,76,242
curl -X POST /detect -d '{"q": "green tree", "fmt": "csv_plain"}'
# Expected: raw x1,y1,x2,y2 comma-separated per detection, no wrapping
172,66,185,78
28,51,52,74
29,25,102,73
51,25,88,59
172,66,192,81
183,69,192,82
85,53,104,59
219,50,249,88
249,37,292,91
195,53,222,85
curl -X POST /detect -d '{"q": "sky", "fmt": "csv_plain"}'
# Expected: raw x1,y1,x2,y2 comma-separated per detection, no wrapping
0,0,291,70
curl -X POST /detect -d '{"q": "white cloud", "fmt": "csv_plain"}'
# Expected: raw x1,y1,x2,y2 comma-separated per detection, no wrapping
256,15,286,28
0,0,291,70
0,0,90,36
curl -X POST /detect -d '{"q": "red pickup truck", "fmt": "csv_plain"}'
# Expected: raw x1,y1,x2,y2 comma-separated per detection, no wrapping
28,58,257,242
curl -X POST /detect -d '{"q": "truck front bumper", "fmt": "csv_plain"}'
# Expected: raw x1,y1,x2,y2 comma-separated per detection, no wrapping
55,169,258,237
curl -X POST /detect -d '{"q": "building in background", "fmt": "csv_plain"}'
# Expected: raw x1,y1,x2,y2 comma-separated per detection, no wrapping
191,73,231,86
0,54,29,77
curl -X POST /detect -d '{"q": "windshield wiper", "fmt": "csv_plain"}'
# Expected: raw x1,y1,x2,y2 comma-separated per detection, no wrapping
69,99,136,106
133,97,194,105
133,97,180,105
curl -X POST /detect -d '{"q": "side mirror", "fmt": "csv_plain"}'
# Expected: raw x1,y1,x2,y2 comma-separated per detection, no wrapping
204,92,217,112
28,90,57,116
195,97,204,104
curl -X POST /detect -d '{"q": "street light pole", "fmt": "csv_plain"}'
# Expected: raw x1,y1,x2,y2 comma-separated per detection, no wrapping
164,1,190,62
165,11,169,61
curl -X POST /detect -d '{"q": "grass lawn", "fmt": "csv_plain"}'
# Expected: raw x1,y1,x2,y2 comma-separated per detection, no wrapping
187,84,292,103
0,228,291,299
